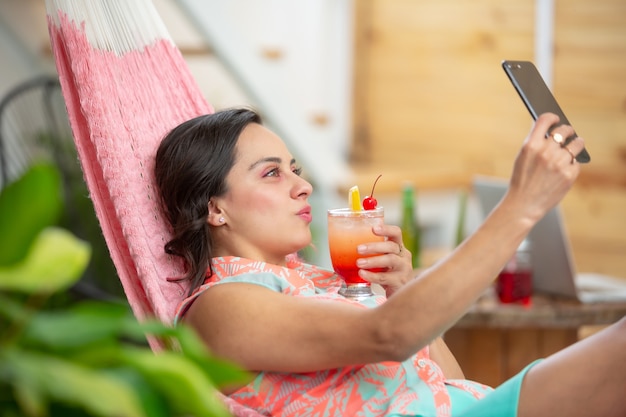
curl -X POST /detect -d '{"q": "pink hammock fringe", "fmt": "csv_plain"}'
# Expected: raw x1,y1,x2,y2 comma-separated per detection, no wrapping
46,7,263,417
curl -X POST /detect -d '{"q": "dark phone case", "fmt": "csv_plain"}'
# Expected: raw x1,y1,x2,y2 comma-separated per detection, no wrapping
502,60,591,163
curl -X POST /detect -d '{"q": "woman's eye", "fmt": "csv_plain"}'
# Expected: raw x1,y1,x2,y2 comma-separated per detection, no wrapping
264,166,301,178
265,168,279,177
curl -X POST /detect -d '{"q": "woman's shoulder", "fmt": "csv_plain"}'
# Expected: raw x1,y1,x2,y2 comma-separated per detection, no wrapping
212,256,320,288
174,256,329,323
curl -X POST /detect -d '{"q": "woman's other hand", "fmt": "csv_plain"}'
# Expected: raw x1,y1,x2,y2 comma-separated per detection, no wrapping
356,223,415,297
504,112,585,224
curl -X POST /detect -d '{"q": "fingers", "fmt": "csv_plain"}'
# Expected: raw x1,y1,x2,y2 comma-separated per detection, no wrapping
357,224,414,296
357,235,409,263
533,113,586,161
357,261,413,298
518,113,585,168
362,224,407,259
561,145,577,164
507,113,585,223
531,112,561,143
548,128,584,166
553,132,581,164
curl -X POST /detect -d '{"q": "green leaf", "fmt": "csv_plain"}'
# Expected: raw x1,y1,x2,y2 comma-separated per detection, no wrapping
11,375,46,417
3,349,146,417
104,368,171,417
454,190,468,246
0,227,90,294
0,293,31,327
174,325,252,388
0,164,63,266
121,348,231,417
120,317,172,345
23,302,132,350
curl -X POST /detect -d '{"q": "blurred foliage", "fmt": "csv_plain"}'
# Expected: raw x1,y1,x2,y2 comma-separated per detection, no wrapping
36,131,122,299
0,164,250,417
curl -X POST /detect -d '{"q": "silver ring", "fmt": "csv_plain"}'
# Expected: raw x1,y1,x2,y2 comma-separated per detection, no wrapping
552,133,564,145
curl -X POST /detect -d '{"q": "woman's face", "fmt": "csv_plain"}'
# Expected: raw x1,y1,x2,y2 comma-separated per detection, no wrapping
210,123,314,264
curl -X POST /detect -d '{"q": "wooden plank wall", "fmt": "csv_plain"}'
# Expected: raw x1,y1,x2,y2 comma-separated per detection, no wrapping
444,327,579,387
350,0,626,279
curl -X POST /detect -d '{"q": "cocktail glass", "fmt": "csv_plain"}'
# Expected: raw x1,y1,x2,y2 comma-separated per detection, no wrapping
327,206,385,299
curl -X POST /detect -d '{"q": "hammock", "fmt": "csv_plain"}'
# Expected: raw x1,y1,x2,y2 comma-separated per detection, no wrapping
45,1,262,415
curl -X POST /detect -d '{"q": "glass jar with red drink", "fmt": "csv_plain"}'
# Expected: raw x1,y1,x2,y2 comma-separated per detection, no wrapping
496,238,533,306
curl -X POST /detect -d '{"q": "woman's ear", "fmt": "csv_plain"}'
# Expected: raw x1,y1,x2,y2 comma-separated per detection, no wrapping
207,199,226,226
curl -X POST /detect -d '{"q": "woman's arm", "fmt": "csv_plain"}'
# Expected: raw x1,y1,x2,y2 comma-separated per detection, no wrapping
186,113,584,373
429,337,465,379
185,200,525,374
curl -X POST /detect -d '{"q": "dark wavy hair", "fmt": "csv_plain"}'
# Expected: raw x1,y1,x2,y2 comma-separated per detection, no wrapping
154,108,262,295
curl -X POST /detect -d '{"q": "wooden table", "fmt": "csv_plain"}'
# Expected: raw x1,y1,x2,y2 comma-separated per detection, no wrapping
443,290,626,387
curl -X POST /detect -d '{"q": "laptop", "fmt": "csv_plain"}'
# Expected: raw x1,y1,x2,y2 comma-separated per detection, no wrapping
472,176,626,303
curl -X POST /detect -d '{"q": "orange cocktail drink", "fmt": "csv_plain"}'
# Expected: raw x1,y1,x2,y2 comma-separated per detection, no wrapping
327,206,384,299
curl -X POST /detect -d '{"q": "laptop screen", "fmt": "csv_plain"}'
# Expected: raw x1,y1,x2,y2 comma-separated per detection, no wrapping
472,176,579,300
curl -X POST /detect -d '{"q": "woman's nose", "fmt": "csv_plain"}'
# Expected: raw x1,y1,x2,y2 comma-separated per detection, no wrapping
293,174,313,198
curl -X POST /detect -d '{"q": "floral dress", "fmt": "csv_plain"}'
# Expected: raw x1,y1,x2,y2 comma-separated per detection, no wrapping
175,256,497,417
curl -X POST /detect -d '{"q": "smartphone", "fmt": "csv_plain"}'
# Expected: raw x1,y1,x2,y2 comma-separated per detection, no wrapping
502,60,590,163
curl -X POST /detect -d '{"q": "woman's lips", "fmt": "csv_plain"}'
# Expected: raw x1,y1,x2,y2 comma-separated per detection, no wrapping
297,206,312,223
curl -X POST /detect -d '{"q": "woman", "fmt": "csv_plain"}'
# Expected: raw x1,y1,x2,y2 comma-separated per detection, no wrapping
154,107,625,417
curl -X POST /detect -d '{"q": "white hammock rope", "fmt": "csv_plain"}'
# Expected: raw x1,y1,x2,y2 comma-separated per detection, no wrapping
46,0,173,55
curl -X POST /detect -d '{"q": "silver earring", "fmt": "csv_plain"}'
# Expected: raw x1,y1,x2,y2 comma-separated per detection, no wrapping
219,217,225,223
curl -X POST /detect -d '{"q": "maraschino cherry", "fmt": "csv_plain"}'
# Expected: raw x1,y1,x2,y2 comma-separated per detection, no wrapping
363,174,382,210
